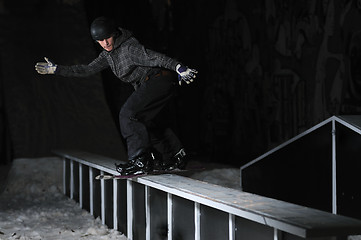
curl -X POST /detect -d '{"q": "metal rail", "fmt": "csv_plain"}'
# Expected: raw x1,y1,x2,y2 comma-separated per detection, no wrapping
56,150,361,240
240,115,361,216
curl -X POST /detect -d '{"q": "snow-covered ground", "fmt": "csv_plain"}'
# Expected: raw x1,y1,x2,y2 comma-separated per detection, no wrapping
0,158,127,240
0,157,360,240
0,157,240,240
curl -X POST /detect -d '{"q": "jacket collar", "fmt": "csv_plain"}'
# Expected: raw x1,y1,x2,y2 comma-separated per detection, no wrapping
112,27,133,51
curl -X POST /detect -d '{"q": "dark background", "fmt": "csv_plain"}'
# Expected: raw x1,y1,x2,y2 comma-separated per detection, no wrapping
1,0,361,167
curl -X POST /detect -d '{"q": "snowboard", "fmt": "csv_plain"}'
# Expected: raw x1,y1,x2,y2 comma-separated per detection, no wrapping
95,166,204,180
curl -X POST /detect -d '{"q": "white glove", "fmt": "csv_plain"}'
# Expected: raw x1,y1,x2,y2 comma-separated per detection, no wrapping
176,64,198,85
35,57,57,74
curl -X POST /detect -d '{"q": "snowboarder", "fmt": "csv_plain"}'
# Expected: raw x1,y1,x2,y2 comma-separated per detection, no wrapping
35,16,197,176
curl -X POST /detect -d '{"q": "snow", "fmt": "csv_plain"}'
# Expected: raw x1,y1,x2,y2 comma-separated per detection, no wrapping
0,158,127,240
0,157,360,240
0,158,240,240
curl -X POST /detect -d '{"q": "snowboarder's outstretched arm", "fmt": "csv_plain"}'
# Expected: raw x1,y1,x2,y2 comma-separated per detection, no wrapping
35,56,109,77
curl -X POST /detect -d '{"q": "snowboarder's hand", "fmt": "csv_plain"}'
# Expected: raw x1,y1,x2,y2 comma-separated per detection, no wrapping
35,57,57,74
176,64,197,85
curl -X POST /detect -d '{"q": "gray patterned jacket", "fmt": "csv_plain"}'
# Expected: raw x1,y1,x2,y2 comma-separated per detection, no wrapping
55,28,180,89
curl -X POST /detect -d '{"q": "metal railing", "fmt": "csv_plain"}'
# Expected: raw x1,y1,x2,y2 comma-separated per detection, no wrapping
55,150,361,240
240,115,361,217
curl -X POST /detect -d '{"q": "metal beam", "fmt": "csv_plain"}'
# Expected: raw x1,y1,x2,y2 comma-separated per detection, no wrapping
194,202,200,240
70,159,74,200
113,179,118,230
167,193,173,240
79,163,83,208
89,167,94,216
229,213,235,240
62,157,67,195
145,185,150,240
332,119,337,214
274,228,283,240
127,179,133,240
101,170,105,225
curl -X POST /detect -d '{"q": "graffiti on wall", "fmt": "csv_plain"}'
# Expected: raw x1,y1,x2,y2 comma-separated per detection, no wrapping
201,0,361,163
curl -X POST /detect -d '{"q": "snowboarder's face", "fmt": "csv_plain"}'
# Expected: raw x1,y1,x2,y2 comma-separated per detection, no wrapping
97,36,114,51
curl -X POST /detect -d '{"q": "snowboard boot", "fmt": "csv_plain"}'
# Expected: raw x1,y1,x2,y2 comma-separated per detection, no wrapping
161,148,187,171
116,152,155,176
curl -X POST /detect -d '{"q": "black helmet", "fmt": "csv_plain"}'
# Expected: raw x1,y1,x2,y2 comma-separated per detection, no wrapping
90,17,116,41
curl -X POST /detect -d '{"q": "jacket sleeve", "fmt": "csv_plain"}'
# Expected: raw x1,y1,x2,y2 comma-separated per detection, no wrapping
55,54,109,77
127,39,181,71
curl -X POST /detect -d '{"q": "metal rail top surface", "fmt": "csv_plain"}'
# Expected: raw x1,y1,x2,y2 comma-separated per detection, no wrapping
54,150,361,238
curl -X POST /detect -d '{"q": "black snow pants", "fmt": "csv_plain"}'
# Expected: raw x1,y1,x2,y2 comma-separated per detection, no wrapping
119,70,183,161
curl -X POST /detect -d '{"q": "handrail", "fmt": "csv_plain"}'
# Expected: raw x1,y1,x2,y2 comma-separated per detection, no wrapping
240,115,361,216
54,150,361,240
